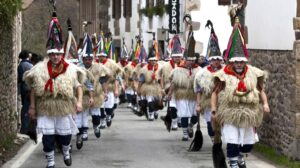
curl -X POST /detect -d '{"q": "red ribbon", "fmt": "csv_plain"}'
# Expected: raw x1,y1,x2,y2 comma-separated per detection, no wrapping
101,58,108,65
131,61,137,68
207,65,222,73
44,59,69,93
120,60,128,67
170,60,175,69
178,63,198,76
147,63,159,81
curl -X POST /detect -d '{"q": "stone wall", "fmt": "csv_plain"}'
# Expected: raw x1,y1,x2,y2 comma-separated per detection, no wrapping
0,12,21,146
248,49,300,159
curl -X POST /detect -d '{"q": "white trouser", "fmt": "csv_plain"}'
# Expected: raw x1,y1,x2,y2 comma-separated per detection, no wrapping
75,109,89,128
175,99,196,118
222,124,259,145
37,114,78,135
90,107,101,116
104,91,115,108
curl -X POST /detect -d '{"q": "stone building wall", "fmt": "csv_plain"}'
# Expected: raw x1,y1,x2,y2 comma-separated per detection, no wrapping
0,12,21,146
248,49,300,159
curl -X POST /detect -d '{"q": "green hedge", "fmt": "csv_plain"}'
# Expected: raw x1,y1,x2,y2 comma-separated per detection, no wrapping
0,0,22,26
139,5,169,18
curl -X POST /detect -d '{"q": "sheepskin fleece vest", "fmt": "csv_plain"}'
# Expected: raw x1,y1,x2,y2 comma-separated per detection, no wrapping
124,63,136,89
194,66,222,110
139,63,162,97
80,68,95,110
87,63,111,108
101,59,122,91
159,60,177,90
214,65,267,128
24,59,86,117
171,66,201,100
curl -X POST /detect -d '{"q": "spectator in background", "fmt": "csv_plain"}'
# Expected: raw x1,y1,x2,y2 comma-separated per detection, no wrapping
30,53,44,65
18,50,33,134
195,53,208,68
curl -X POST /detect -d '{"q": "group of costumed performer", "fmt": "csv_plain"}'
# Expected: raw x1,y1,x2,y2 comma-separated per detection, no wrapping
194,20,224,143
76,29,111,149
166,22,201,141
159,34,184,131
137,37,164,121
96,32,123,128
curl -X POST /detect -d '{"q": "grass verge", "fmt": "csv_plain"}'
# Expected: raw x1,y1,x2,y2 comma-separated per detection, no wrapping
254,143,300,168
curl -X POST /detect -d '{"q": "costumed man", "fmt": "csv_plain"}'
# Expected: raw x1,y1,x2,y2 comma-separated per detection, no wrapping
104,32,121,113
24,10,84,168
132,39,148,115
123,39,137,109
211,15,270,168
118,38,129,105
138,44,162,121
166,26,201,141
97,36,123,128
159,34,184,131
64,19,95,149
75,33,97,149
194,20,224,142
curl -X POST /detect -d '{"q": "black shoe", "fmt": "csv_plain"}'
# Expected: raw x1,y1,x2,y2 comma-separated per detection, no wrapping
154,113,158,119
64,155,72,166
111,112,115,119
94,127,101,138
182,136,188,141
107,119,112,127
46,165,55,168
76,135,83,150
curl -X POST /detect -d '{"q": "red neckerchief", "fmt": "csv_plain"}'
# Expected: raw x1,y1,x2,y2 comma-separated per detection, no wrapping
178,63,198,76
141,63,146,68
170,60,175,69
120,60,128,67
207,65,222,73
131,61,137,68
147,63,159,80
45,59,69,93
224,64,248,92
101,58,108,65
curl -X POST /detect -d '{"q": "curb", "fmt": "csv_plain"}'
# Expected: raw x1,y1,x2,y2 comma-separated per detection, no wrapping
2,134,42,168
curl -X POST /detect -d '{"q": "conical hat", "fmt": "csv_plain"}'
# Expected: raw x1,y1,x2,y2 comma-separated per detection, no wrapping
63,18,78,63
205,20,222,61
170,34,183,57
224,17,248,62
46,11,64,54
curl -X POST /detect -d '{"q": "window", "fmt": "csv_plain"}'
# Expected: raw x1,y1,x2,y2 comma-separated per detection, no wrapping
112,0,121,19
123,0,132,18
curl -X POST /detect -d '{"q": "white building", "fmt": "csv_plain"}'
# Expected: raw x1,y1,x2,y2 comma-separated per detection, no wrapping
108,0,188,58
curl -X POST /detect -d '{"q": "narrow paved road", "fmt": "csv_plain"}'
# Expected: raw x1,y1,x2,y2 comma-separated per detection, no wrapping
19,106,278,168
